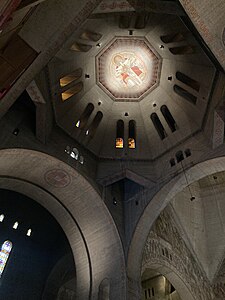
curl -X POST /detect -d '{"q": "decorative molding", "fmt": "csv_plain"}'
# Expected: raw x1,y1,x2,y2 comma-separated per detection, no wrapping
142,209,214,300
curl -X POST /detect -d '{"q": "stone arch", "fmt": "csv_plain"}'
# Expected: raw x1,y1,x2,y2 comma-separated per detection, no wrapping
128,156,225,299
0,148,126,300
142,261,195,300
42,254,76,299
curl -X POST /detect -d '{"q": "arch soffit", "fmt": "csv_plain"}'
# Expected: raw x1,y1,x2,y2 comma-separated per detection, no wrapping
0,148,126,300
142,262,196,300
128,156,225,281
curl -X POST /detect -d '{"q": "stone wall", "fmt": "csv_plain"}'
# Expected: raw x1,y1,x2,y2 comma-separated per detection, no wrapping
142,208,214,300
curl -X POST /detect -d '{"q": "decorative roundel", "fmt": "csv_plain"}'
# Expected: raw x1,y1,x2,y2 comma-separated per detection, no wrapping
96,37,161,101
44,169,71,188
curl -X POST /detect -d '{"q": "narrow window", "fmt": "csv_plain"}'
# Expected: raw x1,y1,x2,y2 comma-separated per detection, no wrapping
185,148,191,157
70,148,79,160
134,14,147,29
61,82,83,101
88,111,103,137
80,31,102,42
70,42,92,52
119,15,131,29
148,288,151,297
13,222,18,229
27,229,32,237
116,120,124,148
160,32,185,43
0,240,12,277
128,120,136,149
79,155,84,164
174,85,197,105
152,287,154,296
78,103,94,129
169,45,195,55
176,150,184,163
144,289,147,299
151,113,167,140
60,68,82,87
176,72,200,91
0,214,4,222
170,158,175,167
160,105,177,132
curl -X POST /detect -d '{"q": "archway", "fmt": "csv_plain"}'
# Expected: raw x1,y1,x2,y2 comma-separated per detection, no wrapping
128,157,225,299
0,189,75,299
142,264,195,300
0,148,126,299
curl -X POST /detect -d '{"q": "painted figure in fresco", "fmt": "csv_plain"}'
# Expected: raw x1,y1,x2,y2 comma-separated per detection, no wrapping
113,53,145,87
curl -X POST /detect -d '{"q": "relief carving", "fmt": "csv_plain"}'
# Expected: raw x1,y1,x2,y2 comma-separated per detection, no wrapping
142,208,214,300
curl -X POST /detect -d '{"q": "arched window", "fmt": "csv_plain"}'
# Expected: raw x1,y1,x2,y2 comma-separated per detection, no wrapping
160,32,185,43
88,111,103,138
176,71,200,91
169,45,195,55
60,68,82,87
61,82,83,101
116,120,124,148
70,42,92,52
0,214,4,222
128,120,136,149
76,103,94,129
80,31,102,42
160,105,177,132
170,158,175,167
27,229,32,237
175,150,184,163
174,85,197,105
13,221,19,229
0,240,12,277
150,113,167,140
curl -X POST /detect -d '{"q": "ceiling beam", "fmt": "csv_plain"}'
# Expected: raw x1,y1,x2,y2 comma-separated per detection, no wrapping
17,0,46,10
0,0,102,121
126,0,185,16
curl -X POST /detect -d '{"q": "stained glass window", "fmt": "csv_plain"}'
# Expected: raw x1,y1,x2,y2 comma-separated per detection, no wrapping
0,240,12,277
0,214,4,222
116,138,124,148
116,120,124,148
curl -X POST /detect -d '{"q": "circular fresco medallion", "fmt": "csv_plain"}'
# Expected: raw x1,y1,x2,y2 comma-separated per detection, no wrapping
110,51,146,89
96,37,161,101
44,169,71,188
